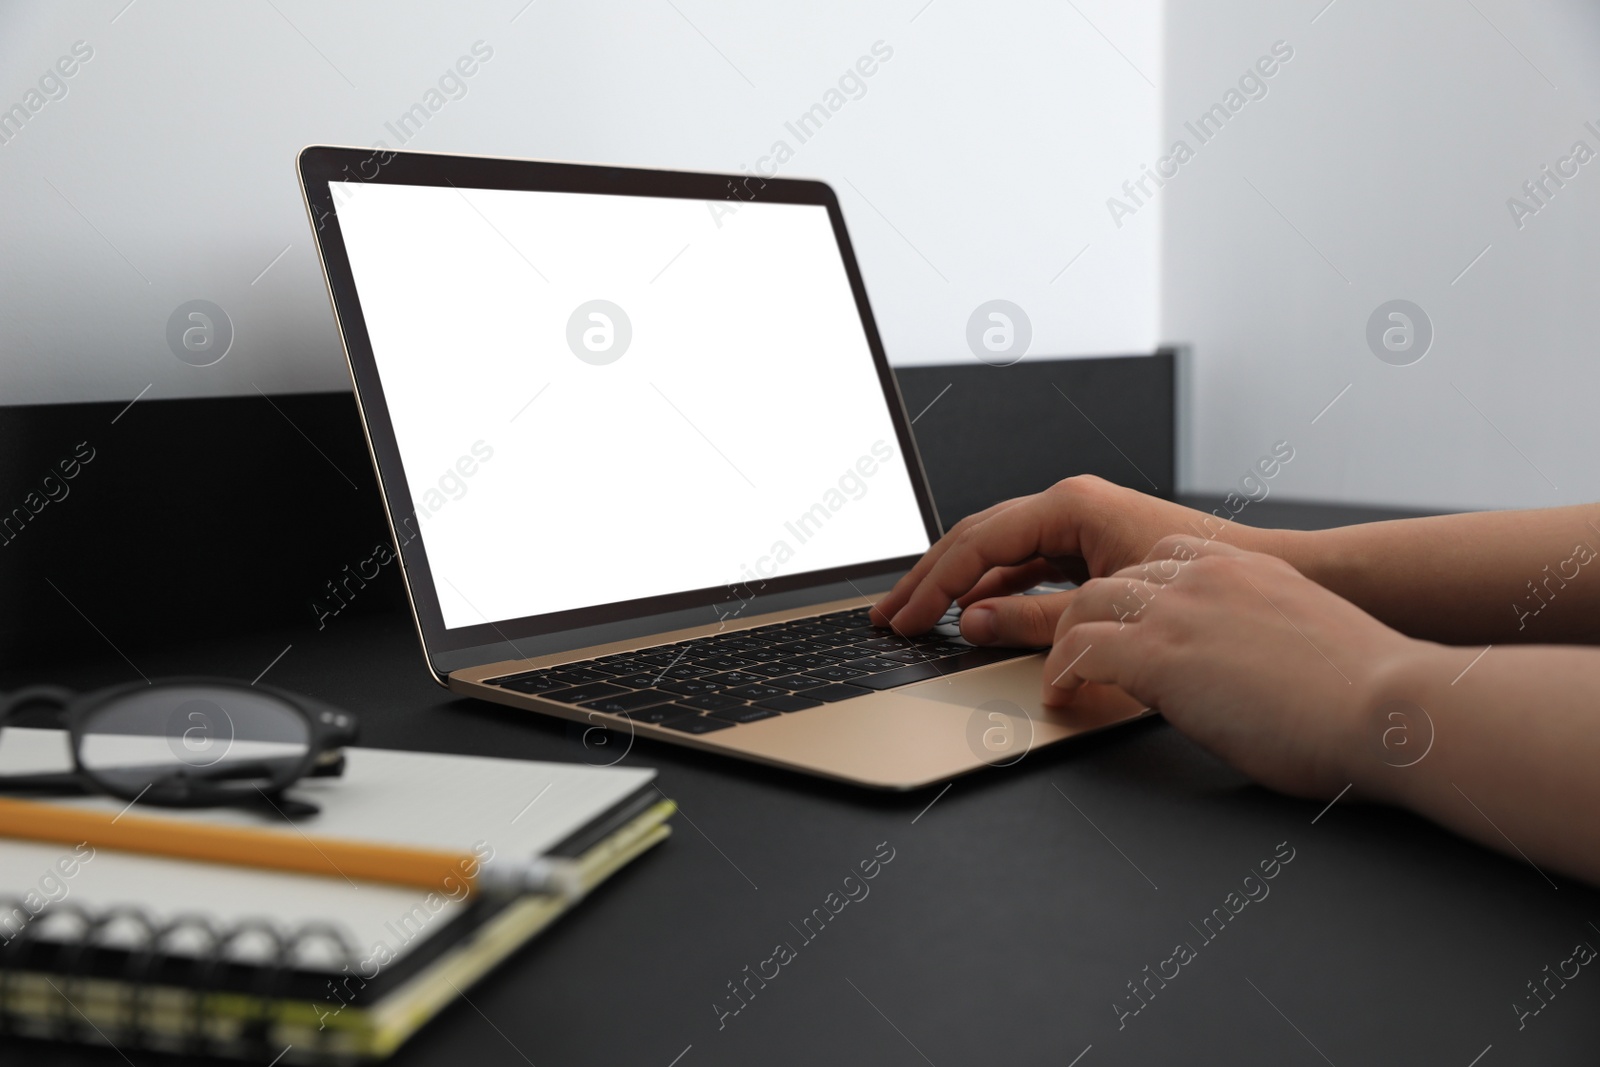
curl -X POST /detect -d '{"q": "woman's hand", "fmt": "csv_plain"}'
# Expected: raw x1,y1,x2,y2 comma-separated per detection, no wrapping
878,482,1600,885
1043,536,1420,799
871,476,1280,644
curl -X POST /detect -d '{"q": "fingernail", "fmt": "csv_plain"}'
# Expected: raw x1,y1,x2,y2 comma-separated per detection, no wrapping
962,605,995,644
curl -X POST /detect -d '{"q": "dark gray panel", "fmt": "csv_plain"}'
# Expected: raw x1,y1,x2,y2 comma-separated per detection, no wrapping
2,355,1175,667
894,351,1175,529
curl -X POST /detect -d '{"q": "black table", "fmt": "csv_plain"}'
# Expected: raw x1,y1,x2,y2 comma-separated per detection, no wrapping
6,502,1597,1067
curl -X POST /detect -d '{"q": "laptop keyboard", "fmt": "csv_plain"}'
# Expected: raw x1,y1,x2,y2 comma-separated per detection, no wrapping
483,605,1032,734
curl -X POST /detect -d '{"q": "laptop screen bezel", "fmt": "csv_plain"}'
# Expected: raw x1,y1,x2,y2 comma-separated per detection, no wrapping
297,145,944,667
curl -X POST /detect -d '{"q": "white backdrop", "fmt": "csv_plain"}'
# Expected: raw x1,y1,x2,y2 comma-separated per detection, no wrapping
0,0,1162,406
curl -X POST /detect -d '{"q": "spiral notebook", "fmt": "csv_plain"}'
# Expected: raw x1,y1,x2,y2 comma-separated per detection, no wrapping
0,732,674,1062
0,727,659,891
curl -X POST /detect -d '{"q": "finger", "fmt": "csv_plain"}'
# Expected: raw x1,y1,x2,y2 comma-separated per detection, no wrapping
1054,575,1161,633
1094,534,1244,590
870,497,1027,626
889,493,1091,634
960,590,1072,647
955,559,1064,608
1040,621,1145,707
1104,551,1197,588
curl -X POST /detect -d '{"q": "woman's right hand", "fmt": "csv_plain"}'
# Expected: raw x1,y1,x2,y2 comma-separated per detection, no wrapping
871,476,1281,646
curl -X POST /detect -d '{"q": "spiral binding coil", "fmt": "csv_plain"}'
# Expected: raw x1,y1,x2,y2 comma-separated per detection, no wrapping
0,895,361,1063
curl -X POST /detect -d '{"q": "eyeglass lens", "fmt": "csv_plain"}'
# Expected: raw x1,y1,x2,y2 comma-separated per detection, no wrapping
77,686,311,797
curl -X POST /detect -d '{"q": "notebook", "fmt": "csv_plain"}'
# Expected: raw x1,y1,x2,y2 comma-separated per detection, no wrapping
0,730,673,1061
0,727,657,889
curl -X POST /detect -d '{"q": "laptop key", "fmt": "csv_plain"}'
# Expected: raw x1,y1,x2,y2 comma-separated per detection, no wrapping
794,683,871,702
660,664,714,679
807,664,869,682
541,682,629,704
857,637,916,653
659,678,726,696
485,671,564,693
842,656,902,672
709,670,768,686
626,705,701,725
724,683,790,700
678,692,748,711
708,705,782,724
851,662,947,689
766,674,822,691
546,667,613,685
881,649,940,664
853,648,1034,690
940,647,1036,668
608,659,663,673
613,672,669,688
754,694,825,712
698,656,756,671
659,712,737,734
782,624,830,637
676,646,735,663
731,629,786,644
742,662,797,678
584,661,647,677
580,689,676,714
797,635,852,651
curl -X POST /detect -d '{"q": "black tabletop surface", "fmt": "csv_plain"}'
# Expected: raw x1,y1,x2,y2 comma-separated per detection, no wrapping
4,501,1597,1067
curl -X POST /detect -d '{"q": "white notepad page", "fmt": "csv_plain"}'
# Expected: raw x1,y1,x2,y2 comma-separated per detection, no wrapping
0,729,657,969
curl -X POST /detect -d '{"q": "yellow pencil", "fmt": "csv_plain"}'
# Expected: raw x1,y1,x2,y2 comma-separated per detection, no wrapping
0,796,486,894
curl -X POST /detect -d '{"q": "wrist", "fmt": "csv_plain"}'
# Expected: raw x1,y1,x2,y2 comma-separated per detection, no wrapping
1186,505,1297,559
1263,525,1329,580
1343,638,1455,807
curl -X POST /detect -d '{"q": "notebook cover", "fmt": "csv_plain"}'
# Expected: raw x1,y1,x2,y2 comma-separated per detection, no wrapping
0,797,673,1061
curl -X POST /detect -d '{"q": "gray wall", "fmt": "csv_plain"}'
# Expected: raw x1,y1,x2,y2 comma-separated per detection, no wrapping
0,0,1159,406
24,2,1588,512
1163,0,1600,512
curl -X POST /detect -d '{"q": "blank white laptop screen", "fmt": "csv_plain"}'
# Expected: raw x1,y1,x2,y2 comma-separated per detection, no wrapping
332,182,932,630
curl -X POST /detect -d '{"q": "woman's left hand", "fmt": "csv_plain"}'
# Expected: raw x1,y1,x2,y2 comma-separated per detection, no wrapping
1039,536,1423,800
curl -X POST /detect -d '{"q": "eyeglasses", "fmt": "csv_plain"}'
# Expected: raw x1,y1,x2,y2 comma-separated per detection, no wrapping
0,678,359,818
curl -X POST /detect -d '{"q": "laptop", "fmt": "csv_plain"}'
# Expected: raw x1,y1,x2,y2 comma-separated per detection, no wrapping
297,146,1147,789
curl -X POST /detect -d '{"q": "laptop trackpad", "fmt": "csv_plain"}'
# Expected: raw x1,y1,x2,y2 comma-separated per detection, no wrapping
902,655,1051,711
904,655,1150,732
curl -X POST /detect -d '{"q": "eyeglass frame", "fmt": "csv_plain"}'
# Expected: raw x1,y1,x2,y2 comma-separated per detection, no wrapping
0,677,359,812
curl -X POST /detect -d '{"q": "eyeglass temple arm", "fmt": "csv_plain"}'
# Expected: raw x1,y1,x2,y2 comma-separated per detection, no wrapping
0,687,81,794
0,771,88,793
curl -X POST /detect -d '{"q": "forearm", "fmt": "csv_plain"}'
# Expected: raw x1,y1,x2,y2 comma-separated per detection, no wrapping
1353,642,1600,886
1267,506,1600,644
